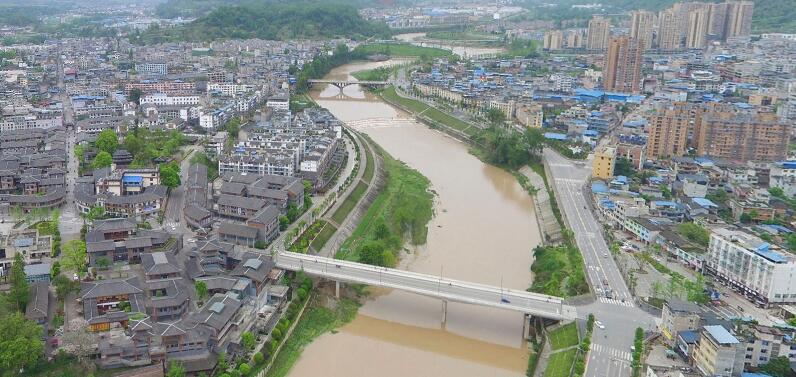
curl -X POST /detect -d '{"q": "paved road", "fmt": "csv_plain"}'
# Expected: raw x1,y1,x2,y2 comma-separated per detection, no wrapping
163,145,200,233
274,251,578,320
57,49,83,241
544,149,657,377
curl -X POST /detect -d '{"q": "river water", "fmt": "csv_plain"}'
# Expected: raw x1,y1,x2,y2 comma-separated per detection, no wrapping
287,59,540,377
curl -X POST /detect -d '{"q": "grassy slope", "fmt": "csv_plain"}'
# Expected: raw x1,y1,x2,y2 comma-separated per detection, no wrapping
381,86,478,136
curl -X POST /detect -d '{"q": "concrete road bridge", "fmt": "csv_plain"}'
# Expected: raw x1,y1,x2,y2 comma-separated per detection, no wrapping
307,79,389,90
274,250,578,322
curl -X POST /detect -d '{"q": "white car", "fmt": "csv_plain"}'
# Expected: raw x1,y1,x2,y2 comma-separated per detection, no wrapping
595,321,605,329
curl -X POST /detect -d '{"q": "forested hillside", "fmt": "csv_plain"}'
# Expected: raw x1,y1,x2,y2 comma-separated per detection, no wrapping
189,3,390,40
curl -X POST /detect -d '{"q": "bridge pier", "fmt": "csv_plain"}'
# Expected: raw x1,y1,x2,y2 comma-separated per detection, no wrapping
335,281,340,298
441,300,448,325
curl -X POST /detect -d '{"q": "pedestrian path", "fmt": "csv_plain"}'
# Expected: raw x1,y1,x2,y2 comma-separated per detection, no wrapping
591,343,633,361
598,297,635,307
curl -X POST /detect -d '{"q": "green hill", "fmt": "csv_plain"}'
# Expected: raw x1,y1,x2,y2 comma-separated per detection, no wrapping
189,2,390,40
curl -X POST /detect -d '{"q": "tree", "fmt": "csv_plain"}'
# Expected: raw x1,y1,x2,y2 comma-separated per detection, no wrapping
226,117,241,139
53,274,80,301
61,240,87,278
92,150,113,169
241,331,255,351
96,257,111,270
9,253,29,312
96,129,119,154
486,108,506,126
166,360,186,377
759,356,791,377
253,352,264,365
238,363,250,376
217,352,228,372
128,88,143,105
0,313,43,372
160,162,181,189
279,215,289,231
195,281,208,302
650,281,663,299
740,212,753,223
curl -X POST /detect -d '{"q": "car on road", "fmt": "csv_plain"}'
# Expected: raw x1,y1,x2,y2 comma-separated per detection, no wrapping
500,298,511,304
595,321,605,329
603,253,609,258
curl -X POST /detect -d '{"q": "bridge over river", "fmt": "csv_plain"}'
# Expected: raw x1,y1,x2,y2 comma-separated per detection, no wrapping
307,79,389,90
274,251,578,322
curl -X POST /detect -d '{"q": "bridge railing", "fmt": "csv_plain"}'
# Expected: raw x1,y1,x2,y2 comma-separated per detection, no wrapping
276,251,566,304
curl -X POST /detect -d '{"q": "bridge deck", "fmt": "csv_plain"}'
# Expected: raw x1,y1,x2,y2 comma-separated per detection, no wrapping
275,251,578,320
307,79,388,85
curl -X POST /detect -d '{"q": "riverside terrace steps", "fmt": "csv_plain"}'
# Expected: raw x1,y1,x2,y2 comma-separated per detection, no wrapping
274,250,578,321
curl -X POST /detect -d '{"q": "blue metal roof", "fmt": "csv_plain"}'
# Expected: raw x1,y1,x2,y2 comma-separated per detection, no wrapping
755,245,787,263
543,132,567,141
704,325,739,344
742,373,772,377
677,330,699,343
653,200,677,207
122,175,143,183
14,238,34,247
692,198,717,208
591,182,608,193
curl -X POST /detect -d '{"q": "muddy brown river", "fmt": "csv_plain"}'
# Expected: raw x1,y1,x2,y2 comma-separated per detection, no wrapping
287,59,540,377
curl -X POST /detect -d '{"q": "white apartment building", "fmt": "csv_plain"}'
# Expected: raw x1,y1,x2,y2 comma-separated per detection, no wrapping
0,111,63,132
706,228,796,305
139,93,200,106
770,161,796,197
134,62,168,75
218,154,295,177
266,95,289,111
207,83,254,97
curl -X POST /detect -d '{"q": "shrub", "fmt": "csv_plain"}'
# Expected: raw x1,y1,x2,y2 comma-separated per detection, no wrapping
253,352,264,365
238,363,250,376
271,328,282,341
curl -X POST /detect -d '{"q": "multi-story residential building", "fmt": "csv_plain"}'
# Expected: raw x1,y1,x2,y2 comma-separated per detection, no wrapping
124,81,195,96
76,168,167,218
725,1,754,39
686,6,710,49
565,30,583,49
134,62,168,76
603,36,643,93
543,31,564,50
695,109,789,162
645,102,693,159
661,298,702,342
515,104,544,128
592,146,616,179
0,228,53,276
629,11,654,51
139,94,200,106
769,161,796,197
693,325,744,377
739,325,796,368
586,16,611,51
707,2,729,40
705,228,796,305
658,9,682,50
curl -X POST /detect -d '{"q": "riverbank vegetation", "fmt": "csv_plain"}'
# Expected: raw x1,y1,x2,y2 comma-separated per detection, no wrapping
530,231,589,297
337,144,434,267
352,66,394,82
266,297,360,377
381,86,478,136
